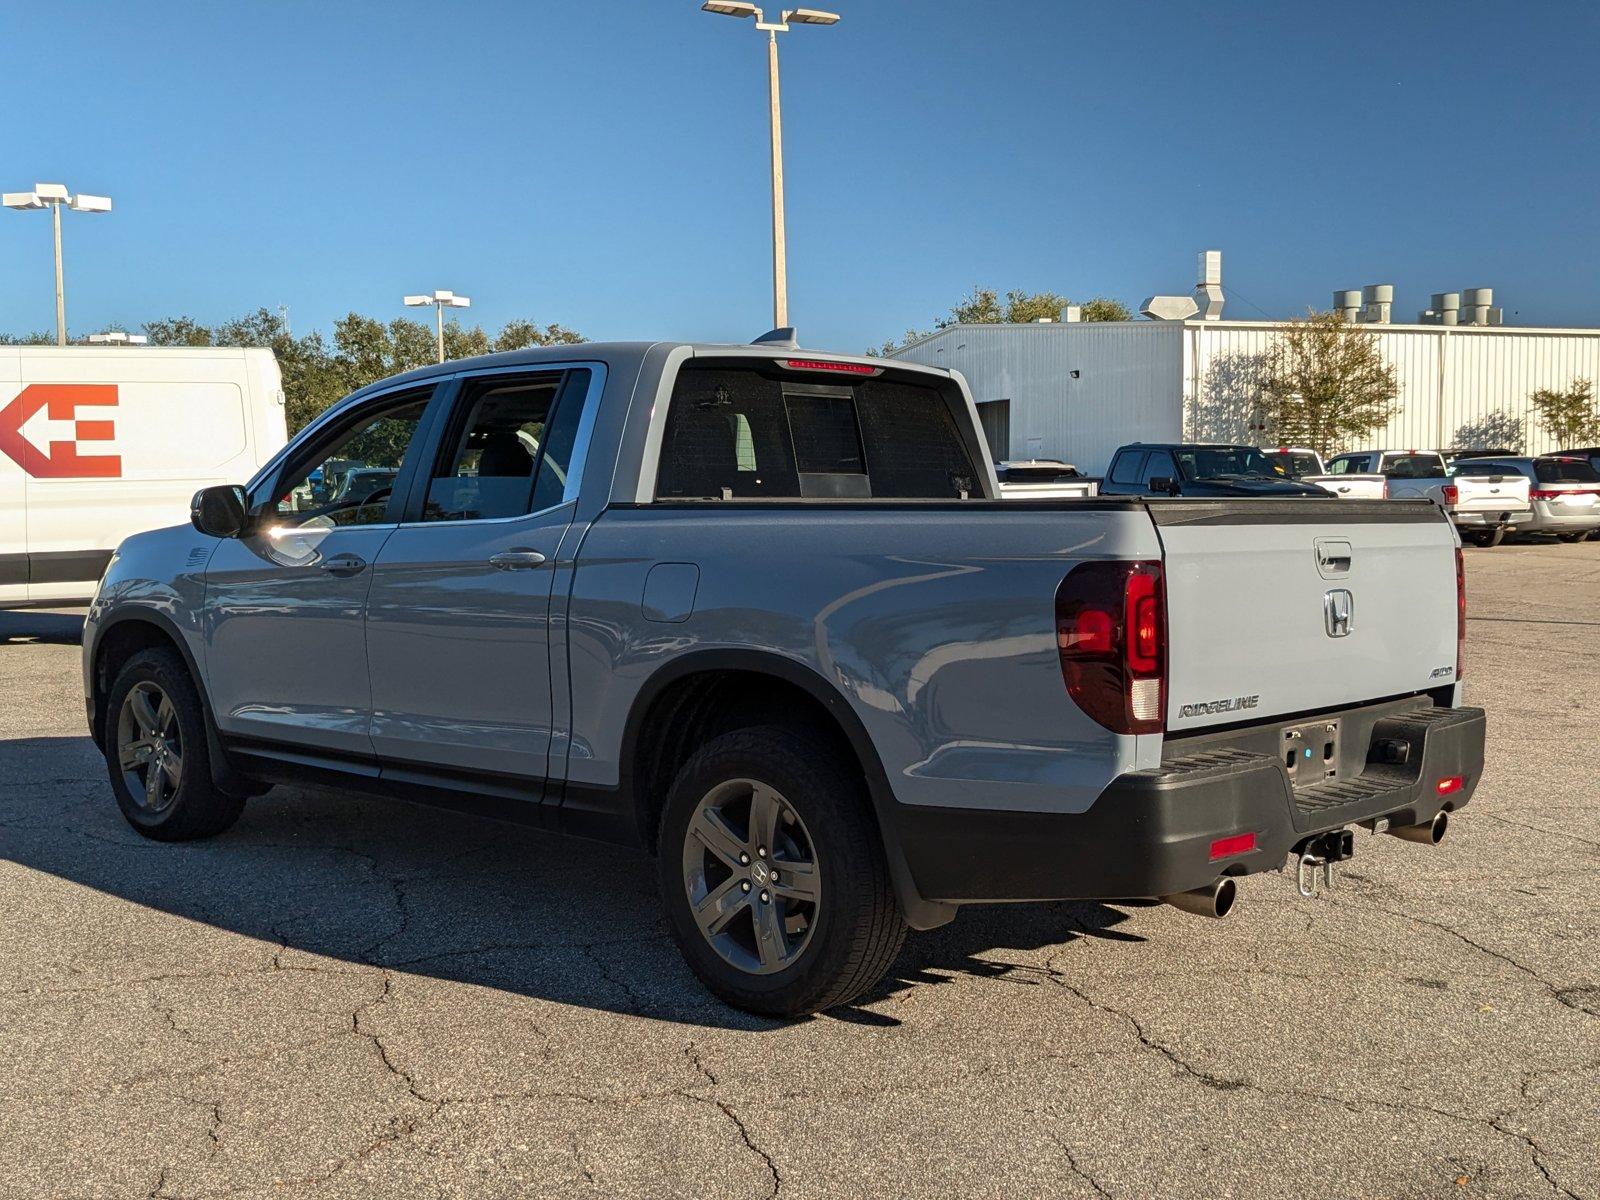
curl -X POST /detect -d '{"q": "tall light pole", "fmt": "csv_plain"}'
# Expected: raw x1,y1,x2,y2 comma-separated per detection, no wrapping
404,290,472,363
3,183,113,346
700,3,840,330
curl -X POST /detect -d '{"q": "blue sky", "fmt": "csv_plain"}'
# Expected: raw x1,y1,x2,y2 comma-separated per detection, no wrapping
3,1,1596,351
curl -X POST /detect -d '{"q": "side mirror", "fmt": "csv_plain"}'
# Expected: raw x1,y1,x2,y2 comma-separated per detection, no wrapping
190,485,249,539
1149,477,1178,495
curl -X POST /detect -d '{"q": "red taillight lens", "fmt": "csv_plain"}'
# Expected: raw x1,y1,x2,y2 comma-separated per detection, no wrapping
1381,479,1390,499
1441,484,1459,505
1455,546,1466,682
1436,775,1464,795
1209,832,1257,861
1055,560,1165,735
781,358,879,375
1529,488,1560,500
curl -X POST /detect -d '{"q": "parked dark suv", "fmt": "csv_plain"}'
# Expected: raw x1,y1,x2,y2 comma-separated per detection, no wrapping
1099,443,1332,498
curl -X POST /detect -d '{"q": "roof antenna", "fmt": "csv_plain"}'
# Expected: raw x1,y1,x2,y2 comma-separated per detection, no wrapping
751,326,799,350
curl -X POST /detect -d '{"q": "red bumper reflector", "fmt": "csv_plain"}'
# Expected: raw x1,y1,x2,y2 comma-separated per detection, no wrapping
1208,832,1257,861
1436,775,1464,796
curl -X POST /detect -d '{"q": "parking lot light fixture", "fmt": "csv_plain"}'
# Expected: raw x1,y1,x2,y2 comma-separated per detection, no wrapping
3,182,113,346
700,3,841,329
404,289,472,363
88,331,148,345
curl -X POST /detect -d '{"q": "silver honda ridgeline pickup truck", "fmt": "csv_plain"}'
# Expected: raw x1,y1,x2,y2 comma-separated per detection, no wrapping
83,340,1484,1016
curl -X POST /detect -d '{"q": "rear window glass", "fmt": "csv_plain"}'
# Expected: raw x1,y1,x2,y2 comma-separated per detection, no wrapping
1381,455,1442,479
1173,447,1281,479
654,361,979,500
1535,457,1600,483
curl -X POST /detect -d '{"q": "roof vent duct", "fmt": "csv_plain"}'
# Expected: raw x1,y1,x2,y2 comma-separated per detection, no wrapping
1333,290,1362,321
1358,284,1394,324
1194,250,1224,320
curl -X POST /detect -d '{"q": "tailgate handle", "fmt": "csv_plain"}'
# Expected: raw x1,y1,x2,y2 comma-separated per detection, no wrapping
1315,539,1352,575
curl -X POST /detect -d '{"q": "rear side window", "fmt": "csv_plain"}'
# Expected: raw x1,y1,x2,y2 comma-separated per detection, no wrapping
1108,452,1145,485
1534,457,1600,483
654,361,979,500
423,369,590,521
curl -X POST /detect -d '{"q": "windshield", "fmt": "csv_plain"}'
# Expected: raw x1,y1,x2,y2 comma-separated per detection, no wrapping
1534,457,1600,483
1174,447,1284,480
1262,450,1323,477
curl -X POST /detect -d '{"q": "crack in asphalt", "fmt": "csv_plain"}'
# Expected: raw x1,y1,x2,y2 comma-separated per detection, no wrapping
713,1099,782,1199
1043,946,1591,1199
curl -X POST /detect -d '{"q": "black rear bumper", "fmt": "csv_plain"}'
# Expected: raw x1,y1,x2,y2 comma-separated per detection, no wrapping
893,703,1485,903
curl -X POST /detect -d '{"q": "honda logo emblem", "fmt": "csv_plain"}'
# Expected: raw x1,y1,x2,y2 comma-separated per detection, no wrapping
1324,589,1354,638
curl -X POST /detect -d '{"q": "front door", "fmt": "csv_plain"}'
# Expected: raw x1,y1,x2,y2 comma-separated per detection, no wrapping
203,387,435,759
365,367,595,785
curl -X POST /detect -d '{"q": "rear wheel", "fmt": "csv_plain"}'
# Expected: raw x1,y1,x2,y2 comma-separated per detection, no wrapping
658,726,906,1017
104,648,245,841
1557,532,1582,543
1468,528,1504,548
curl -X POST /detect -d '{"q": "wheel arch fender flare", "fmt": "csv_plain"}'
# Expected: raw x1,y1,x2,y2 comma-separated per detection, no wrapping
619,647,955,930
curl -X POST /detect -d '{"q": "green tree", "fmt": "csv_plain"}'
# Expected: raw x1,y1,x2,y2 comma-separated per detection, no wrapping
0,330,57,345
1253,311,1401,455
871,285,1131,354
1529,378,1599,448
135,308,586,434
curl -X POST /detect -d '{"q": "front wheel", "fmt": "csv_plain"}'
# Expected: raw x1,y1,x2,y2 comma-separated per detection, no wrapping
104,648,245,841
658,726,907,1017
1468,528,1504,548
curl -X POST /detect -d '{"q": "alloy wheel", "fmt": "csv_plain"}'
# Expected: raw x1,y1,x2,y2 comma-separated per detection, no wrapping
681,778,821,975
116,681,183,814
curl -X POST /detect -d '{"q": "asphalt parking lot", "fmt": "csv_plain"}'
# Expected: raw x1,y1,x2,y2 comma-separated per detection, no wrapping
2,542,1596,1200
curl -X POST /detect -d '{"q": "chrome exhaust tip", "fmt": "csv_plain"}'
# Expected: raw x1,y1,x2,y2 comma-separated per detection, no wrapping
1389,809,1449,845
1161,876,1237,919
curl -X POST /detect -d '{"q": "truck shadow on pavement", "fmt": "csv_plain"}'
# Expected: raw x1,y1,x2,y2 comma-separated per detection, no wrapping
0,611,85,645
1,734,1145,1031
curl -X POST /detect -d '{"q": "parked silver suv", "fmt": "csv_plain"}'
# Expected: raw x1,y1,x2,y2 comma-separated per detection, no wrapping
1450,455,1600,541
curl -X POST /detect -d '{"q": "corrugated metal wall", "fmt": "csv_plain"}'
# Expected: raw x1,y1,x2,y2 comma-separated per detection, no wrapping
1187,323,1600,454
893,320,1600,470
893,323,1182,472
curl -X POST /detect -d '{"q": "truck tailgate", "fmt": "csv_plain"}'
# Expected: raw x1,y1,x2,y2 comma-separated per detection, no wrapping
1452,473,1530,514
1150,500,1459,732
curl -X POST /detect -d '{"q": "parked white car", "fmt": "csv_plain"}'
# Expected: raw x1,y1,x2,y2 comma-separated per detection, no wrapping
0,346,287,606
993,459,1098,499
1327,449,1533,546
1262,447,1386,498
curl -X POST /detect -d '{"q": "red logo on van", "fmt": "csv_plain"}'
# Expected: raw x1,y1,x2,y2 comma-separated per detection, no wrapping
0,384,121,479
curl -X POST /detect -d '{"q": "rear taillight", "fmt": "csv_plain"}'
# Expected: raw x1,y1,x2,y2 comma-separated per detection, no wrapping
1381,478,1389,499
1055,560,1165,735
1455,546,1466,682
781,358,879,376
1441,484,1459,505
1529,488,1560,500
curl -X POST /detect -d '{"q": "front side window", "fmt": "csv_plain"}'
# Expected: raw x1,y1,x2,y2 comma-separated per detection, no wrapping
423,370,591,521
1140,451,1177,489
268,394,429,529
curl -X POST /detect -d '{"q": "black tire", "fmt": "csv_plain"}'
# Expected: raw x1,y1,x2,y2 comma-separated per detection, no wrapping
1468,528,1504,548
657,726,907,1017
103,647,246,841
1557,533,1581,543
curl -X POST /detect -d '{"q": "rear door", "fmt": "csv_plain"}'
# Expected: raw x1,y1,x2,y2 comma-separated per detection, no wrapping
1448,462,1531,514
364,364,600,786
1154,501,1459,732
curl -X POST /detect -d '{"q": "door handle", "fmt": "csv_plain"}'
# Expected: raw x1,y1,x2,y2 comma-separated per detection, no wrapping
318,552,367,576
489,549,548,571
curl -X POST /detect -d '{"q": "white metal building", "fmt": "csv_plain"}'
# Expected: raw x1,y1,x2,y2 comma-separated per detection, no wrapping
890,319,1600,474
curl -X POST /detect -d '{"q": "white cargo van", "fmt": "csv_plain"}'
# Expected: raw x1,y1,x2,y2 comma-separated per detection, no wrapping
0,346,286,606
